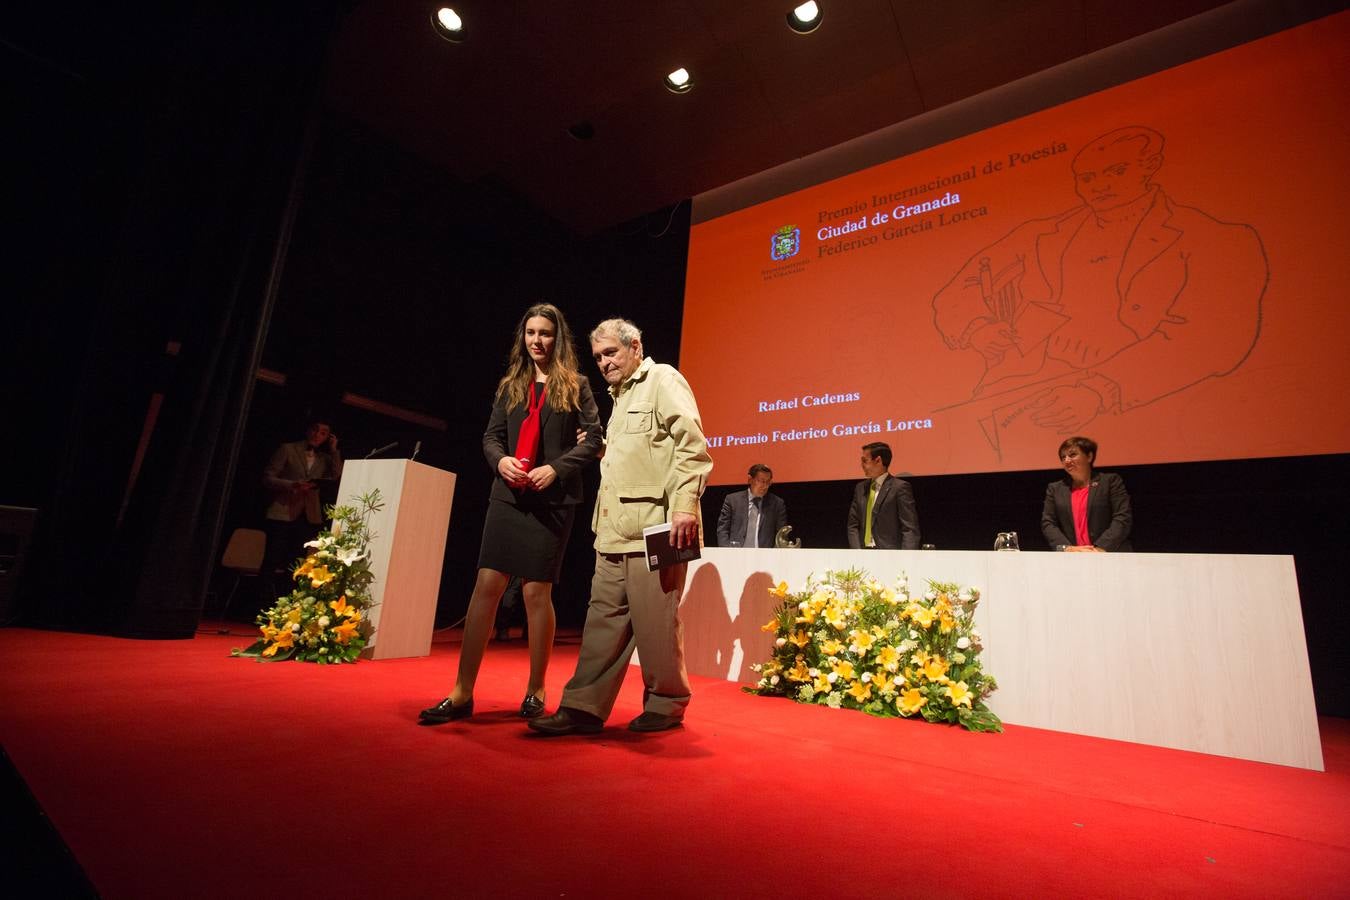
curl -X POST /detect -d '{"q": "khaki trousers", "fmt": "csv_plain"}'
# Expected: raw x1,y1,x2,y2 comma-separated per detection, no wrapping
560,552,692,721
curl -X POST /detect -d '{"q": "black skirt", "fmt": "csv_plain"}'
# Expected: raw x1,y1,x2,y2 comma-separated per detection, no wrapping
476,496,577,583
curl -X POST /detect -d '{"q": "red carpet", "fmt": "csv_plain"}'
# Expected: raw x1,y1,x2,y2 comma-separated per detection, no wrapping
0,625,1347,898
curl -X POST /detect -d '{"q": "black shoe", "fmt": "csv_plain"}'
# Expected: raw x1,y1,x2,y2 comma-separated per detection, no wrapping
520,694,546,719
419,697,473,724
527,706,603,736
627,711,682,733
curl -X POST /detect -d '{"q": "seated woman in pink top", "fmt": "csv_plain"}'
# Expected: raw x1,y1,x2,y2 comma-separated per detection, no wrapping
1040,436,1133,552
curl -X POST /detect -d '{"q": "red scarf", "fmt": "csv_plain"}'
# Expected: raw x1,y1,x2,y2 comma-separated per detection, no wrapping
515,381,546,471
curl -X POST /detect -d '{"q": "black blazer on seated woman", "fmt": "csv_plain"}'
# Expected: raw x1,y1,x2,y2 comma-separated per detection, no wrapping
482,379,603,508
1040,472,1133,551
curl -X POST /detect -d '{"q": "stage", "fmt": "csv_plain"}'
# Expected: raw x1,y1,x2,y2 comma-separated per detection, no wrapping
1,626,1347,898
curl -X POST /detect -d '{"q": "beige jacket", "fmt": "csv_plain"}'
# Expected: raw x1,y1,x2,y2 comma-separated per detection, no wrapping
263,440,343,524
592,357,712,553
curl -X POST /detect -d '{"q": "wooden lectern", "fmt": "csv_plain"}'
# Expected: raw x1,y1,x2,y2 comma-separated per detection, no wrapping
333,459,456,660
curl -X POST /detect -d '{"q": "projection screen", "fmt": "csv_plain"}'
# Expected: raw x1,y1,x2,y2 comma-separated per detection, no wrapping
680,11,1350,484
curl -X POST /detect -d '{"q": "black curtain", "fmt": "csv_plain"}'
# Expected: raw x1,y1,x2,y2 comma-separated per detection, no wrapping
15,3,343,636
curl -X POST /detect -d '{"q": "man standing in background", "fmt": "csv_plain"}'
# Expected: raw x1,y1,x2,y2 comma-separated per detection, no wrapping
847,441,920,550
260,418,342,600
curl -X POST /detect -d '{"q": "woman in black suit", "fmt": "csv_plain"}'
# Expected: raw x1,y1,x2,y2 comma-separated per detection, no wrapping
1040,436,1133,552
421,303,603,723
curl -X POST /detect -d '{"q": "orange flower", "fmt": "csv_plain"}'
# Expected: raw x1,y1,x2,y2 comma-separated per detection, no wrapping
329,595,360,619
823,604,847,630
333,618,359,644
263,628,296,657
919,656,950,683
769,581,790,599
944,681,974,708
761,618,779,633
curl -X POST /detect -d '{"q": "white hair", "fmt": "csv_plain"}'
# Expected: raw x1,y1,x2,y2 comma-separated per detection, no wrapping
589,318,642,347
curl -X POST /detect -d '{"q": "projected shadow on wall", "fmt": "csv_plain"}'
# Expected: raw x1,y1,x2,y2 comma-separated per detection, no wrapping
679,564,733,681
932,126,1269,459
679,566,778,682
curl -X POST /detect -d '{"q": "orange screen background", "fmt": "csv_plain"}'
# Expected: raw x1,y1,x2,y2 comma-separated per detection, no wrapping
681,14,1350,485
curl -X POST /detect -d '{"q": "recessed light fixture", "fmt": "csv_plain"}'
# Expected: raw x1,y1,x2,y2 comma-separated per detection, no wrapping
786,1,822,34
665,67,692,94
432,7,465,43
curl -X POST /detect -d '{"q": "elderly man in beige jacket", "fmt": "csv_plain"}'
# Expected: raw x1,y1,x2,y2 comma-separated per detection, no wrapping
530,318,712,735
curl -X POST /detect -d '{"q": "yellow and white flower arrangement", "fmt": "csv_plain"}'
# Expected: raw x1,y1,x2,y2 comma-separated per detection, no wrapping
234,490,382,664
746,567,1001,732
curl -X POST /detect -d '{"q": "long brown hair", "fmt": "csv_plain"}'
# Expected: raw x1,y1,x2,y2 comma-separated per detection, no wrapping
495,303,583,412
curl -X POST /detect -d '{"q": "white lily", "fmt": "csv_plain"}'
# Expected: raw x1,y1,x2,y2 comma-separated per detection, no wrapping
335,546,368,567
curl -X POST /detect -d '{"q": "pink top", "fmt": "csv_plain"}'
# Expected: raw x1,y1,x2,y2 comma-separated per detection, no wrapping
1071,485,1091,546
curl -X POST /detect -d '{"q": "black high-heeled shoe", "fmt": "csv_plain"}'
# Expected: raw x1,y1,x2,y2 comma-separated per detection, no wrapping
419,697,473,724
519,694,546,719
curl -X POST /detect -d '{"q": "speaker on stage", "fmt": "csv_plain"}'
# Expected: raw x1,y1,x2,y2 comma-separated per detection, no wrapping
0,506,38,625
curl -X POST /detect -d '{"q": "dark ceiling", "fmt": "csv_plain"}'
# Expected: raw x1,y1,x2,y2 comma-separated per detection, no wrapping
323,0,1237,233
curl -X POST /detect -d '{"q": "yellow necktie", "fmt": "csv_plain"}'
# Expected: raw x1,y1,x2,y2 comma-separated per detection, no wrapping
863,480,877,546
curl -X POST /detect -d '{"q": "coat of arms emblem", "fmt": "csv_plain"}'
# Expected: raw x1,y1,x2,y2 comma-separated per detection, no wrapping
770,225,800,261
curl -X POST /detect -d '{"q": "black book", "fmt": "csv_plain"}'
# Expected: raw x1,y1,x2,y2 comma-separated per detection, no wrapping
642,523,702,571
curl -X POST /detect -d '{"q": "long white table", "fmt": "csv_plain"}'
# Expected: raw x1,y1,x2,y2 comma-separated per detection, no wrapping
666,548,1322,770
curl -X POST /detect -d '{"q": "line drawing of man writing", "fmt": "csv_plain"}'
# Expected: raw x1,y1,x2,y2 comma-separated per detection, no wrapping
932,126,1268,457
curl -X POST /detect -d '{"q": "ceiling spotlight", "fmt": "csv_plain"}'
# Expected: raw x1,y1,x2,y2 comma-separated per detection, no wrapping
786,1,822,34
432,7,465,43
664,67,692,94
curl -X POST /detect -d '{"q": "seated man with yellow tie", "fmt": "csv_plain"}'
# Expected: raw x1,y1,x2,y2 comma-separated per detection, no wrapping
847,442,920,550
716,463,788,548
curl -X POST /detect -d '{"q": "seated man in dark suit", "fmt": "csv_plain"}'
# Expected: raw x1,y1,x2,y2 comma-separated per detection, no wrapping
716,464,788,548
847,442,920,550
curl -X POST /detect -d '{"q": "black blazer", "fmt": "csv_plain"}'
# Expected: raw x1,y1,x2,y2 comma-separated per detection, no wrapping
847,475,920,550
715,490,788,548
482,378,603,507
1041,472,1133,551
